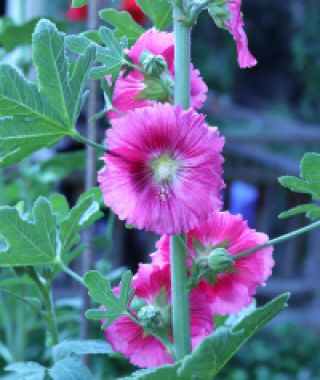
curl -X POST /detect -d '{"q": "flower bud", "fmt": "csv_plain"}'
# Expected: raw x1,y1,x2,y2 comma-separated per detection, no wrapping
139,49,168,77
207,248,234,273
130,296,148,313
136,77,174,102
137,305,162,329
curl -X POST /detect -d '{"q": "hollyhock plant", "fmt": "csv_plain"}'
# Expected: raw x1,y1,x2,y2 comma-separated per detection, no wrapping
226,0,257,68
152,211,274,314
104,264,213,368
121,0,146,25
98,103,225,235
108,29,208,119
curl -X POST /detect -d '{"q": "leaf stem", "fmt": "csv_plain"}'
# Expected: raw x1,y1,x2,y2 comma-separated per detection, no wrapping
170,0,192,360
233,219,320,260
72,132,106,152
59,262,85,285
28,268,59,346
123,59,146,74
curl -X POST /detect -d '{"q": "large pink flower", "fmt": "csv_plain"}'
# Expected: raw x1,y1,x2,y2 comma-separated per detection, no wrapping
226,0,257,68
108,29,208,119
104,264,213,368
98,103,225,235
152,211,274,315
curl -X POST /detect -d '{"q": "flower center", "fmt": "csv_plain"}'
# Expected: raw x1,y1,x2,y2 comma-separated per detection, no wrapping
151,154,180,184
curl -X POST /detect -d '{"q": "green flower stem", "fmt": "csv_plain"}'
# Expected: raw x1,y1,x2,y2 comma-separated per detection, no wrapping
123,59,146,74
28,268,59,346
72,132,106,152
170,0,192,360
233,219,320,260
185,0,214,26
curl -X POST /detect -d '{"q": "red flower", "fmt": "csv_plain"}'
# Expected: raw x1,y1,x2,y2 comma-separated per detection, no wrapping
66,4,88,22
121,0,145,25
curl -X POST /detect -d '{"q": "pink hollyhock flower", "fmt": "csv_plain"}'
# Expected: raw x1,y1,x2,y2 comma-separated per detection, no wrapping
108,29,208,119
152,211,274,315
226,0,257,68
66,4,88,21
104,264,213,368
121,0,146,25
98,103,225,235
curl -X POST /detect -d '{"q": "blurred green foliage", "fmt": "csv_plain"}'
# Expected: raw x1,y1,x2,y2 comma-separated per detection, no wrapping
220,324,320,380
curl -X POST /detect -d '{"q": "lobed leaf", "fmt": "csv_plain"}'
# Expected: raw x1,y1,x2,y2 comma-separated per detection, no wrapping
52,340,112,361
0,197,57,266
279,152,320,219
84,270,134,328
99,8,144,46
49,356,93,380
279,204,320,220
121,364,184,380
178,293,290,379
72,0,90,8
5,362,46,380
0,19,94,168
136,0,172,30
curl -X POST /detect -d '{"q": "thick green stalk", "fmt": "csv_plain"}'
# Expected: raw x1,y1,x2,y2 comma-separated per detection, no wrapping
170,0,192,360
28,268,59,346
42,285,59,347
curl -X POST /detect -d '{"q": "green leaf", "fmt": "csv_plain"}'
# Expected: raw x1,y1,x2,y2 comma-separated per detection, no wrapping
60,194,102,259
50,194,70,223
136,0,172,30
69,45,96,123
33,19,72,124
0,197,57,266
5,362,46,379
96,26,127,75
178,293,290,380
300,153,320,183
84,270,134,328
72,0,90,8
66,27,127,81
0,17,65,52
279,204,320,220
49,356,93,380
279,152,320,218
52,340,112,361
0,19,94,168
122,364,183,380
99,8,144,46
279,176,312,194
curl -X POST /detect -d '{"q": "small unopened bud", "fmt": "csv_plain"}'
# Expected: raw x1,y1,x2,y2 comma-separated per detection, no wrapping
207,248,234,273
138,305,162,329
139,49,168,76
130,297,148,313
136,77,174,102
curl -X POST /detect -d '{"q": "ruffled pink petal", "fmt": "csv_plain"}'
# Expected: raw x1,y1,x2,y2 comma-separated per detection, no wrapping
105,315,173,368
226,0,257,69
99,104,225,235
108,30,207,119
152,212,274,315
